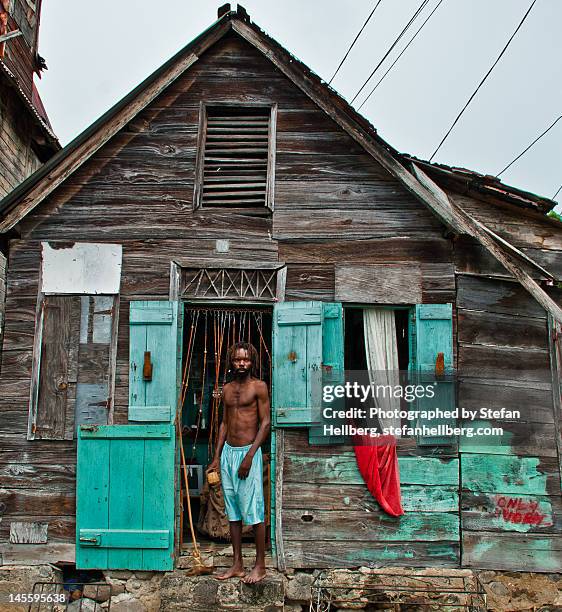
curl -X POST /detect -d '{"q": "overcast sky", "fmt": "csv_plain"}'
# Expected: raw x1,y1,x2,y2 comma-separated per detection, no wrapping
37,0,561,208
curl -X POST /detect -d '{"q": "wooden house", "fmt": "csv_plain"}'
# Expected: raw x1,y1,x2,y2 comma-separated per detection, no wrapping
1,4,561,575
0,0,59,378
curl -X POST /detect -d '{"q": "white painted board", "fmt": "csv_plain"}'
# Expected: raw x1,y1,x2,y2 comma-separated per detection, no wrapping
41,242,122,294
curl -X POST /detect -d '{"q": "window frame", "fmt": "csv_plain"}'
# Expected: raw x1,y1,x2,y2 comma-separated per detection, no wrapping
193,101,277,212
27,290,120,440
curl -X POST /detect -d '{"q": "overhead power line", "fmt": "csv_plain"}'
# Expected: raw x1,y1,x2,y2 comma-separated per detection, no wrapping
351,0,430,105
553,184,562,200
328,0,385,85
358,0,446,111
496,114,562,177
429,0,538,162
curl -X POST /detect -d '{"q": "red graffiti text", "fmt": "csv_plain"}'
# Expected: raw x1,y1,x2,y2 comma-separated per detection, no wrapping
494,496,548,526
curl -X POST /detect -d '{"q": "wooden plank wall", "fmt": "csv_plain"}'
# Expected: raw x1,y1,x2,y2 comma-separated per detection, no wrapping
455,224,562,571
281,430,460,568
0,89,42,198
0,251,5,371
2,0,38,100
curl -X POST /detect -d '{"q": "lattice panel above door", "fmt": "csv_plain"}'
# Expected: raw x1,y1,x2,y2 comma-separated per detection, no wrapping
180,267,282,302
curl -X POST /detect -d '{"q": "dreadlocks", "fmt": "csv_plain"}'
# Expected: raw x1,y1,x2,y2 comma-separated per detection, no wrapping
227,341,259,377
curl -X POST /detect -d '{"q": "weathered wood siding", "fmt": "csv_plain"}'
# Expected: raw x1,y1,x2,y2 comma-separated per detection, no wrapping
280,430,460,568
0,251,6,373
0,30,561,571
2,0,39,100
0,88,42,197
455,253,562,571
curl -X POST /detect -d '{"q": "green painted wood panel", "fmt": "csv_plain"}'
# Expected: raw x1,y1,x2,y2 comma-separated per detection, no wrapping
79,530,169,548
108,438,144,568
283,483,459,512
129,301,182,423
283,509,459,541
128,406,172,422
461,454,553,496
284,540,459,569
463,532,562,572
76,424,175,570
80,424,171,439
76,435,109,569
412,303,455,445
272,302,323,426
283,453,459,486
310,302,345,444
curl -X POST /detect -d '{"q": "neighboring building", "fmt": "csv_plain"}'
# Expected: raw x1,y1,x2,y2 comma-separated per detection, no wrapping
0,0,59,362
0,3,561,587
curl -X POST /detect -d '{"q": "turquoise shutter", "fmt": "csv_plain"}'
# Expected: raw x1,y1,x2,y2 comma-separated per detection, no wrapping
129,301,183,422
76,424,175,570
309,303,345,445
410,303,455,446
272,302,323,426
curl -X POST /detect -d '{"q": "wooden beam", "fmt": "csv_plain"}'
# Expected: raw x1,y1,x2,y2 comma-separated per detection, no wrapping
0,30,22,44
547,313,562,483
413,164,562,322
413,164,556,281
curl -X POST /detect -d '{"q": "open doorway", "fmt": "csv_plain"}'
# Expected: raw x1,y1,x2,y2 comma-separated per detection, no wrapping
179,305,273,550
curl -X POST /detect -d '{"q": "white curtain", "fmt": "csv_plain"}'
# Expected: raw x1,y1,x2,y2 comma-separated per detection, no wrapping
363,308,401,436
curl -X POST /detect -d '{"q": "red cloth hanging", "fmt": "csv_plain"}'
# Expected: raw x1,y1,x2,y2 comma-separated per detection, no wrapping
353,434,404,517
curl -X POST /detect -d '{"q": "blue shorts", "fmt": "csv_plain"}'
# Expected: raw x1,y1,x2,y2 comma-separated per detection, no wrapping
220,442,265,526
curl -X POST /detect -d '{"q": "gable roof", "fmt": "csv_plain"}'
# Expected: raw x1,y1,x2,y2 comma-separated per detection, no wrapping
1,4,561,324
0,5,556,231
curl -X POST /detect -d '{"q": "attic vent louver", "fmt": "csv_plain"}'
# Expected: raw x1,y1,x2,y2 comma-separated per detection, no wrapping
195,105,275,210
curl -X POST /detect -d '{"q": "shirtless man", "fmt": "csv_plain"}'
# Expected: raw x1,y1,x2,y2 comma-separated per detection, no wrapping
207,341,271,583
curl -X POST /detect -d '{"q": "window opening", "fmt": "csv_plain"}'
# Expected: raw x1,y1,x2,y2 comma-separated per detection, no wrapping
195,105,275,209
344,307,410,433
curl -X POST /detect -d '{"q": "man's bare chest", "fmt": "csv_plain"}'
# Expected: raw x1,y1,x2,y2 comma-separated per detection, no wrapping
224,385,257,411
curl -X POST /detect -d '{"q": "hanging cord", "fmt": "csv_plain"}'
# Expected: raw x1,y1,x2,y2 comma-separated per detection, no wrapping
254,312,273,387
175,310,210,573
429,0,538,161
328,0,385,85
208,311,226,458
191,311,208,461
357,0,446,110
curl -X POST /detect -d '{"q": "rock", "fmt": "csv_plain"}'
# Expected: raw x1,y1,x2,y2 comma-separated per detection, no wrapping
488,581,510,597
192,577,218,605
104,580,126,597
286,572,315,602
103,570,133,580
477,570,497,584
281,605,303,611
83,583,112,603
67,599,102,612
132,572,155,580
239,574,285,607
0,565,63,612
110,593,146,612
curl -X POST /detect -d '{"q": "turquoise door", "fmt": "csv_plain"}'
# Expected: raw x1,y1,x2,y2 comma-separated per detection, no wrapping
272,301,344,443
410,303,455,446
272,301,324,427
76,424,175,570
76,300,182,570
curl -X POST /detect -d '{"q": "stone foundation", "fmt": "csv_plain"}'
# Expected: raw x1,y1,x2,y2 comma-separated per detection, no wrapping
0,564,561,611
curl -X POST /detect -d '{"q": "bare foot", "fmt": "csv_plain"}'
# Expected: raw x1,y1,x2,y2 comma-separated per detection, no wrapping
216,564,245,580
242,565,266,584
